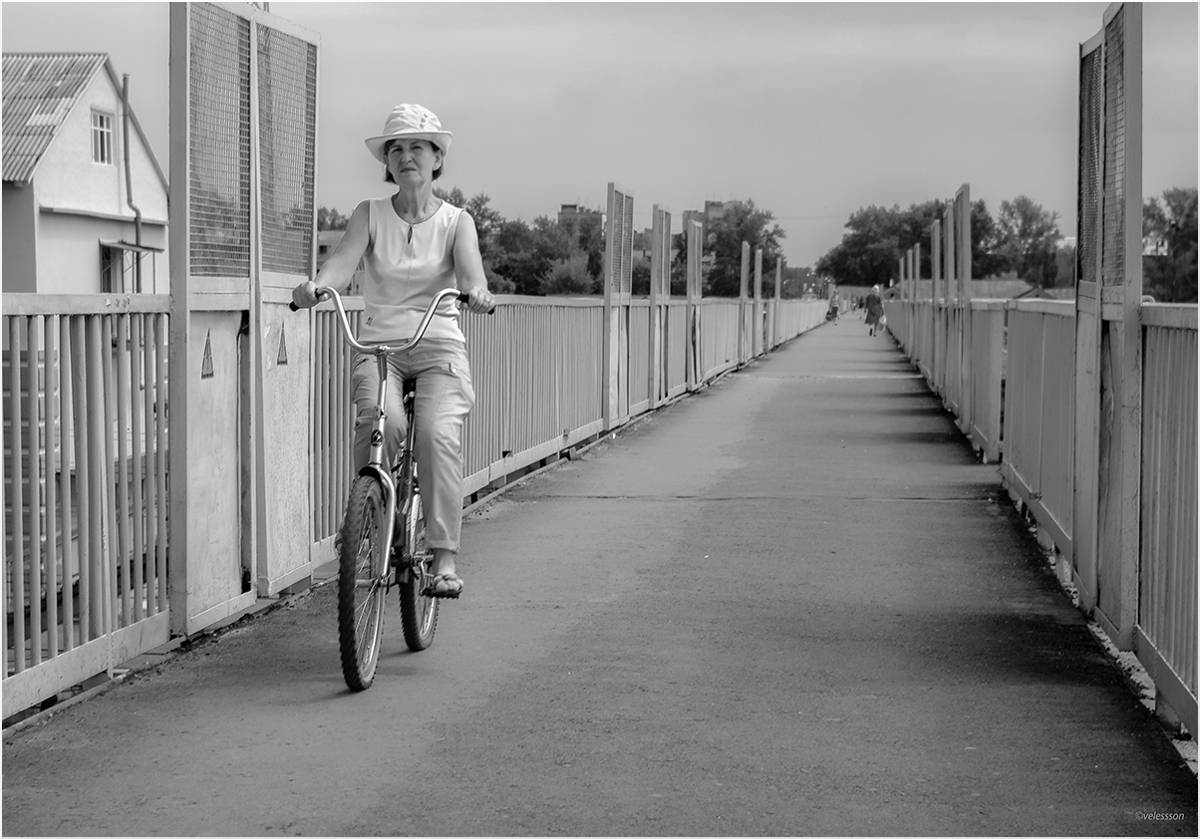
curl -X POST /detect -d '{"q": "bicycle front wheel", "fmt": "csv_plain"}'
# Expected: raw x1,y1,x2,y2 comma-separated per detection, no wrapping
338,476,388,690
398,481,439,651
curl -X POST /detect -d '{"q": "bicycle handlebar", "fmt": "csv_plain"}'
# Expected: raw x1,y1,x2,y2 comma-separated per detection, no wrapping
289,286,491,355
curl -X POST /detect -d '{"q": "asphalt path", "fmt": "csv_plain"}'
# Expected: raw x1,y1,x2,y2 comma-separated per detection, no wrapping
3,312,1196,836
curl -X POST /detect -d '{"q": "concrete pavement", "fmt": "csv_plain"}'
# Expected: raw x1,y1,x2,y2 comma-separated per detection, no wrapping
3,311,1196,836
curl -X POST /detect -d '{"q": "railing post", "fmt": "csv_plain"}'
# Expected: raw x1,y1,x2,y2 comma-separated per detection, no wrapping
773,259,783,349
753,249,763,357
648,204,670,409
957,184,974,436
603,182,634,430
738,242,750,365
905,249,912,354
931,218,942,394
910,251,916,348
686,220,702,391
167,3,192,635
914,243,923,370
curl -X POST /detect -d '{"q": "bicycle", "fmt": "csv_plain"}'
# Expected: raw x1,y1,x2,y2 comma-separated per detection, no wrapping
292,286,489,691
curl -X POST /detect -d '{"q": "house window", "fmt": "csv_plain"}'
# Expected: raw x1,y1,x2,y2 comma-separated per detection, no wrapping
91,111,113,165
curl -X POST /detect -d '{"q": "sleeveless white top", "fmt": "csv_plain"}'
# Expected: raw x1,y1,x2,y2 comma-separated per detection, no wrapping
359,197,464,344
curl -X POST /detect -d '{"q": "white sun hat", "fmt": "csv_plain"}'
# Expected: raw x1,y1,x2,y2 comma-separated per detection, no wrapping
364,104,453,163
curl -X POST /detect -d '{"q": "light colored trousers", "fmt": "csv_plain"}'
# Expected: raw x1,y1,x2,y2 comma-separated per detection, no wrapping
350,339,475,553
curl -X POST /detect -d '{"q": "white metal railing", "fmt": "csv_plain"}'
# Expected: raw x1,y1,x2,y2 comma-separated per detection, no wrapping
664,301,688,400
700,300,741,382
303,294,826,583
4,296,171,716
1136,304,1198,735
967,301,1006,463
892,299,983,442
999,301,1076,559
0,287,861,720
889,291,1197,735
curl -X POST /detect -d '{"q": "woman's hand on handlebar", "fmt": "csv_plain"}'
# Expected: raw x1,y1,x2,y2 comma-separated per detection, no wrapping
461,285,495,315
292,280,321,309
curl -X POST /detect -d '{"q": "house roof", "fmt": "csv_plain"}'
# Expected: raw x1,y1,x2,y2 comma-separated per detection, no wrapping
3,53,107,183
2,52,167,191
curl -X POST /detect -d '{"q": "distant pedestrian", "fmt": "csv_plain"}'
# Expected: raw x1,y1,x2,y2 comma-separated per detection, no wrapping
864,284,884,336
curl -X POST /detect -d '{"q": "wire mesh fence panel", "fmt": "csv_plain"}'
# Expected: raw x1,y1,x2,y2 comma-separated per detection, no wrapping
606,185,635,301
1102,6,1126,287
257,24,317,276
1077,46,1103,287
620,195,633,302
188,3,252,278
655,209,672,297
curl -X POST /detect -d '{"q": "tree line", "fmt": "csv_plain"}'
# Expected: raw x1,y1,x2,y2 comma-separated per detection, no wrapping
813,187,1197,303
317,190,816,299
318,186,1196,303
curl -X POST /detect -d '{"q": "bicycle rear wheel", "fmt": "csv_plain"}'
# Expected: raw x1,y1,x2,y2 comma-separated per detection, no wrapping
338,476,388,690
398,478,439,651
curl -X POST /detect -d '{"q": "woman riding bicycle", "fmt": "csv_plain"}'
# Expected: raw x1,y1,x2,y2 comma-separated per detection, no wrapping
292,103,494,599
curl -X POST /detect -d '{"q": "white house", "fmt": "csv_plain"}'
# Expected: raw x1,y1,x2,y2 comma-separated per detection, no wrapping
2,52,169,294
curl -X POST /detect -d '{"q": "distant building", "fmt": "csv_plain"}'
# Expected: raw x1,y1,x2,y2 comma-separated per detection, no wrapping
558,203,602,228
703,200,728,222
2,52,169,294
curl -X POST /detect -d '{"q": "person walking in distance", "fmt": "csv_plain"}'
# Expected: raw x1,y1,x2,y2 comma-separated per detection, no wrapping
864,284,884,336
292,103,494,598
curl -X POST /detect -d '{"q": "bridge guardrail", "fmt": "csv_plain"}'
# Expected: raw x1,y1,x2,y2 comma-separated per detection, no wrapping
2,290,828,720
887,293,1197,737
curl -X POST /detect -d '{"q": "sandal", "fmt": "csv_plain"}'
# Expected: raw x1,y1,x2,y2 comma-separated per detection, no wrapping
423,572,463,599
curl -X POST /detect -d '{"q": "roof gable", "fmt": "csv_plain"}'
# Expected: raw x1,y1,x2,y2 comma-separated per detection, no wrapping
3,52,108,184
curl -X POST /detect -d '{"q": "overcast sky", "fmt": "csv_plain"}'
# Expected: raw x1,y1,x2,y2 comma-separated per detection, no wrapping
4,1,1196,266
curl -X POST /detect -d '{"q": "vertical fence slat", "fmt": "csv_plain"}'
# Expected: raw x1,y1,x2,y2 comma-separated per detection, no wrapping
86,315,106,640
71,317,92,643
142,314,158,616
130,316,146,622
59,316,76,650
155,314,169,611
115,316,132,628
8,317,28,673
43,315,60,659
100,316,118,640
26,316,43,668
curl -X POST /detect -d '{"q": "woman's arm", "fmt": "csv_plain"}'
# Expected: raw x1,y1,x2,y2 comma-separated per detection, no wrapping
453,210,495,313
292,200,371,307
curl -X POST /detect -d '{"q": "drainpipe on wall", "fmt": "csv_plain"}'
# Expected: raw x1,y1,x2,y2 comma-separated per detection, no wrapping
122,74,144,292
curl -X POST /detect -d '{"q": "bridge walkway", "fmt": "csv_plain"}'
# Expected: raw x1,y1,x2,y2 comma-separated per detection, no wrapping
3,309,1195,836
